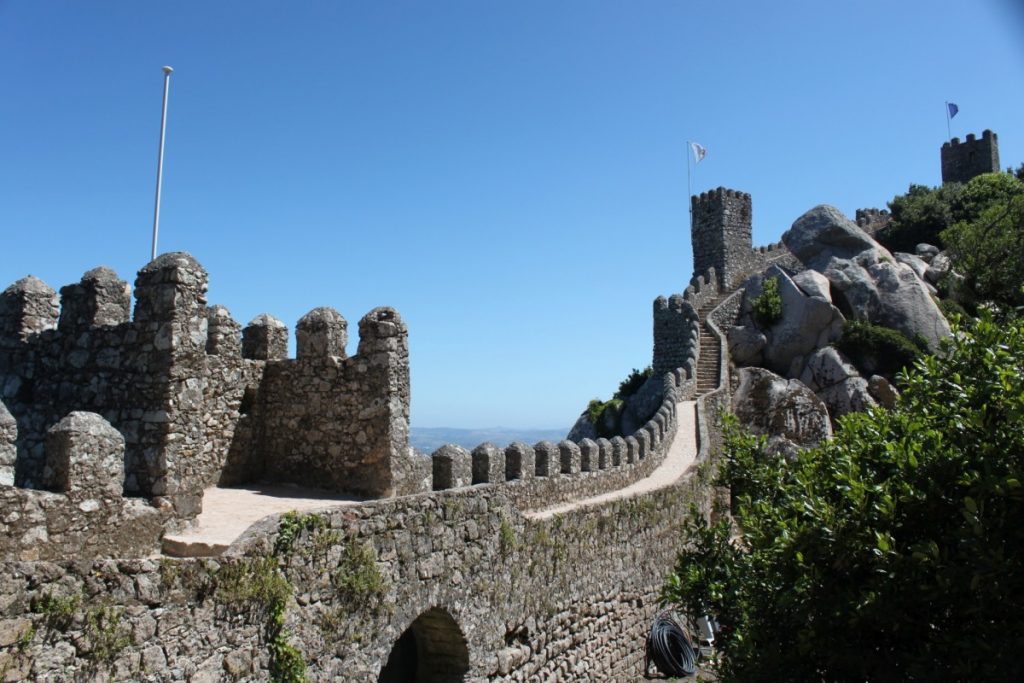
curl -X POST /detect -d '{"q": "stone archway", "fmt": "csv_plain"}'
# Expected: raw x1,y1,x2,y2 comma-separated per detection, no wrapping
377,607,470,683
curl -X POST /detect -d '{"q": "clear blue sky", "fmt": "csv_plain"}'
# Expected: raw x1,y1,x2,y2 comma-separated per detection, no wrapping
2,1,1023,430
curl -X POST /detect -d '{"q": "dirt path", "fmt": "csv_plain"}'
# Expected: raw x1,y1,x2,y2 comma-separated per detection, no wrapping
524,400,698,520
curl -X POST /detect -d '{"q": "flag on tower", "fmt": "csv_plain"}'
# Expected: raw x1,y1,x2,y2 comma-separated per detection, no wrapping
947,102,959,119
690,142,707,164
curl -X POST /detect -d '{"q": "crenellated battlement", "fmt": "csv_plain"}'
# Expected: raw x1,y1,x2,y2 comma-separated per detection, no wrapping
941,129,1000,184
0,253,413,550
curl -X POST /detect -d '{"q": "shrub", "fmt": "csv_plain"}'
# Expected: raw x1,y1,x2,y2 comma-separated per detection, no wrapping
662,312,1024,681
614,366,652,400
834,320,922,378
751,276,782,326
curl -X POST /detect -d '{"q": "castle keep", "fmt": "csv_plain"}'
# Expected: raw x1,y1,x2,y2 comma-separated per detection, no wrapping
941,129,1000,184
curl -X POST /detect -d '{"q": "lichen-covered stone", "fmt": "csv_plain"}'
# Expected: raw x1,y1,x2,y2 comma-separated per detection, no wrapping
296,306,347,359
431,444,472,490
242,314,287,360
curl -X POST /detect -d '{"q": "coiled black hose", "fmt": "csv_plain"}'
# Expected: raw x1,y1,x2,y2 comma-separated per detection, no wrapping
646,610,696,677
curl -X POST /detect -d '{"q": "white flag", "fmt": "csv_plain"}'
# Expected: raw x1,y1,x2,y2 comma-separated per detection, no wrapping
690,142,707,164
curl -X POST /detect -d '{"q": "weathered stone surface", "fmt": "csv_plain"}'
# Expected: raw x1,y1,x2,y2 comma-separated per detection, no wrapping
242,314,287,360
799,347,859,393
296,306,347,359
557,440,581,475
784,205,950,350
915,243,940,262
205,305,241,356
431,444,472,490
472,443,505,484
791,269,832,301
578,438,598,472
727,325,767,366
732,367,832,447
0,275,59,342
818,376,876,421
0,401,14,486
533,441,560,478
894,252,930,281
744,266,845,377
925,252,952,285
565,413,597,442
43,412,125,497
504,442,535,481
868,374,899,408
58,267,131,330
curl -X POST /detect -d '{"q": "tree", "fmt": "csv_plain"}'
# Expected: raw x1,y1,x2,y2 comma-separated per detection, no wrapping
941,173,1024,309
662,312,1024,682
879,182,962,253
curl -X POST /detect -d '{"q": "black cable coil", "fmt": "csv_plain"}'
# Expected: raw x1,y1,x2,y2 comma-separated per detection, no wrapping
646,610,696,677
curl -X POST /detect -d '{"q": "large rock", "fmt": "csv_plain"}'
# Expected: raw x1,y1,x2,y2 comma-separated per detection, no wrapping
727,325,767,366
799,347,859,393
818,377,876,422
732,367,832,448
741,266,845,377
783,205,950,350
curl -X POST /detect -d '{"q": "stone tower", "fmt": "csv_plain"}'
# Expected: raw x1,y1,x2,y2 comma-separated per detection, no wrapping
941,129,1000,184
690,187,753,290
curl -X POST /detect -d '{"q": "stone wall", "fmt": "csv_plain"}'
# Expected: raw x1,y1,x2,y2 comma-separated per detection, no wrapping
0,254,415,531
941,129,1000,184
251,307,410,498
0,412,164,561
0,427,714,681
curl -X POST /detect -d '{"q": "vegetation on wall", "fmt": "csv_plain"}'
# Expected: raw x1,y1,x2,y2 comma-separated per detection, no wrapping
662,312,1024,681
750,276,783,327
586,366,652,438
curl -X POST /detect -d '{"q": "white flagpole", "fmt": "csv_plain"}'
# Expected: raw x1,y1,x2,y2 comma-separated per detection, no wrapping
687,141,693,232
151,66,174,262
944,101,951,141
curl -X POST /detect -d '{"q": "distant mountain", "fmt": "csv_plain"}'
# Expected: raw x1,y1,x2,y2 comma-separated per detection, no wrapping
409,426,568,454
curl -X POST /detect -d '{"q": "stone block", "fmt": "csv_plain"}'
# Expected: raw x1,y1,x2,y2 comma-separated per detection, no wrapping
0,275,58,343
471,443,504,484
58,267,130,330
557,440,581,475
504,442,535,481
577,439,598,472
0,400,15,486
624,436,639,464
609,437,626,467
431,444,472,490
242,314,288,360
206,305,241,356
533,441,560,478
596,438,612,470
296,307,348,359
44,411,125,497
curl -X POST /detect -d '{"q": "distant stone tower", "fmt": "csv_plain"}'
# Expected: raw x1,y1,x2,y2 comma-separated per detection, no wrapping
941,129,1000,184
690,187,753,290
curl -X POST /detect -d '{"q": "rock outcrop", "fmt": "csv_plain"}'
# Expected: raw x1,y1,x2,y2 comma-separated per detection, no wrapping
783,205,950,350
731,367,832,449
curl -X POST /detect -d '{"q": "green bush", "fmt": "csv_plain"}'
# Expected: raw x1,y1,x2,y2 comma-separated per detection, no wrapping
662,312,1024,681
879,182,962,253
834,320,923,378
941,174,1024,309
614,366,652,400
751,276,783,326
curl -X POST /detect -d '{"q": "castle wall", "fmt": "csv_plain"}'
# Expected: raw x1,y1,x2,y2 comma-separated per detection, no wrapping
941,130,1000,184
249,307,410,498
0,428,714,681
0,255,416,529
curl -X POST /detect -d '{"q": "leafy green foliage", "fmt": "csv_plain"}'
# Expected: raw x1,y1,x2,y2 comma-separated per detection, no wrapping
879,182,963,252
941,174,1024,309
834,319,923,378
586,398,623,438
751,276,782,326
663,313,1024,681
30,591,80,633
615,366,652,400
82,605,130,664
332,539,387,609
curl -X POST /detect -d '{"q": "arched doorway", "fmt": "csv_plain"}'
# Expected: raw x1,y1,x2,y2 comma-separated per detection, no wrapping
377,607,469,683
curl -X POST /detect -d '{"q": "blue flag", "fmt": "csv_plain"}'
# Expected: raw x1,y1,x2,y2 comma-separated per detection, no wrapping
947,102,959,119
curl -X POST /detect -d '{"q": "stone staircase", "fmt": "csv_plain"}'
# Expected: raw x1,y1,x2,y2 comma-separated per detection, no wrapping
696,298,724,394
